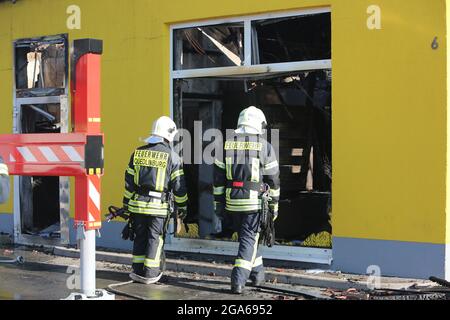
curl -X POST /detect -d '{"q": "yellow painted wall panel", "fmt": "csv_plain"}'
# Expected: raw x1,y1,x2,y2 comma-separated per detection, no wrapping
0,0,448,245
332,0,447,244
0,68,13,214
447,0,450,245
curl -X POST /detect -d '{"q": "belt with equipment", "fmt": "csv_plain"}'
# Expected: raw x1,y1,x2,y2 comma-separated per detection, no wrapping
135,186,168,202
226,181,264,192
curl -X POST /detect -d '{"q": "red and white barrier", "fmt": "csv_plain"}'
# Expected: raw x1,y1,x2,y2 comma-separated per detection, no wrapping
0,38,107,299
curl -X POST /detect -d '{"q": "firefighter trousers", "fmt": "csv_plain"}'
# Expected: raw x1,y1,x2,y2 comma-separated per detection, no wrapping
231,212,264,287
132,214,166,278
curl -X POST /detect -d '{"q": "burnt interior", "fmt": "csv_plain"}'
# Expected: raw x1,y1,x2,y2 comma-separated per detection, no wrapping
175,70,332,246
173,12,332,248
20,104,61,235
173,23,244,70
14,35,67,97
14,34,68,238
253,12,331,64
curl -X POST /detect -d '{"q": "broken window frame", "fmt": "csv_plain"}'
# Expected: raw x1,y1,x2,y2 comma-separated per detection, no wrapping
170,7,331,80
168,8,332,264
12,34,70,247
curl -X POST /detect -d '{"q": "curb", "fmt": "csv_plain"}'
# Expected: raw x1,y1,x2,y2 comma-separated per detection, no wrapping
53,246,424,291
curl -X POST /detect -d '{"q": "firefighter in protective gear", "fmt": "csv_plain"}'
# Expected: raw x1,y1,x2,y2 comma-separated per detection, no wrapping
0,156,9,204
123,116,188,284
214,106,280,294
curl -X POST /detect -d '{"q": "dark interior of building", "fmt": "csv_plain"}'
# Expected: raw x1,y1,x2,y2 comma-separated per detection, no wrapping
174,70,332,247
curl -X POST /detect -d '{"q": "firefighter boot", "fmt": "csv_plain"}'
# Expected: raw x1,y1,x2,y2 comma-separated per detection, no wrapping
231,283,244,294
231,266,246,294
250,270,265,287
131,262,144,276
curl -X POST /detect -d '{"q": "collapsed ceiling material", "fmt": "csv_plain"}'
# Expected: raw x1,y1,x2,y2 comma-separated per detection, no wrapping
196,27,242,66
22,44,65,89
175,24,244,70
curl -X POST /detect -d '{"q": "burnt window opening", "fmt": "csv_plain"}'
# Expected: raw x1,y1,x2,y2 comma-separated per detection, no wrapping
13,34,69,242
20,104,62,133
170,11,332,249
173,70,332,248
252,13,331,64
173,23,244,70
14,34,68,97
19,104,62,237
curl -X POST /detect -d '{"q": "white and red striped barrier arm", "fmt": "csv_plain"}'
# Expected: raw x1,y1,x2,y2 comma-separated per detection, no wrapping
0,133,87,176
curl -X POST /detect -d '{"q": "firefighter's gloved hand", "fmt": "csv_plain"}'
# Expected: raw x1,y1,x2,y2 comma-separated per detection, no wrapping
178,208,187,221
215,202,225,219
273,212,278,222
32,177,43,189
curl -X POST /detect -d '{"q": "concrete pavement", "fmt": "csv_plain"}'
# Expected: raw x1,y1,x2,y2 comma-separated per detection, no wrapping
0,245,313,300
54,246,436,291
1,245,446,300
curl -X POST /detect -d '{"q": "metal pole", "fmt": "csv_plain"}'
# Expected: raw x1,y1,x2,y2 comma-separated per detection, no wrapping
79,226,96,297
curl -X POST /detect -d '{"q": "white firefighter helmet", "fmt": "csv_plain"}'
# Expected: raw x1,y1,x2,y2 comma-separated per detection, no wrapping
235,106,267,135
146,116,178,143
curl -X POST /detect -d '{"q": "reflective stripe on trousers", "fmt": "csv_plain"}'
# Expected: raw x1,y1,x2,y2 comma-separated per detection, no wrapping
132,214,166,275
231,212,264,286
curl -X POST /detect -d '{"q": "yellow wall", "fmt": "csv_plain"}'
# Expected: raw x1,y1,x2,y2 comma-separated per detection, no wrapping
0,0,448,245
447,0,450,245
331,0,447,245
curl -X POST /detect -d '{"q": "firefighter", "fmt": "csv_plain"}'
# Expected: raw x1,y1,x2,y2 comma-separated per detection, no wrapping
214,106,280,294
0,156,9,204
123,116,188,284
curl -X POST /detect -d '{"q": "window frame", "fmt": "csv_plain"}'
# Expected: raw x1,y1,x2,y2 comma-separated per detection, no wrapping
168,8,333,264
170,7,331,77
12,34,71,247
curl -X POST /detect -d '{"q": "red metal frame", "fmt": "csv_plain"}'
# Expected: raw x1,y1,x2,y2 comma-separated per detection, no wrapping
72,50,104,230
0,39,104,231
72,53,102,135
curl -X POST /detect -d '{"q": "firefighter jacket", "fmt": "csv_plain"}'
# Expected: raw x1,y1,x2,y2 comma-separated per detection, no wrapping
123,141,188,216
214,133,280,214
0,156,9,204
